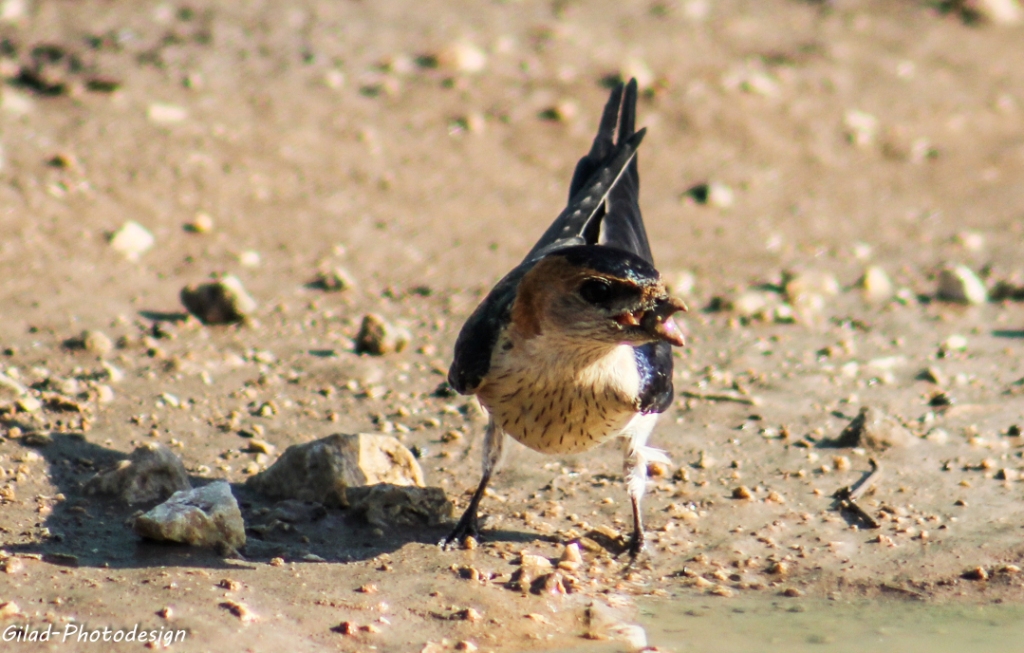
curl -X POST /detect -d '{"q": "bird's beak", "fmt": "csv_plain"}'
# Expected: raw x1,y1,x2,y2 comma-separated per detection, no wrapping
640,296,687,346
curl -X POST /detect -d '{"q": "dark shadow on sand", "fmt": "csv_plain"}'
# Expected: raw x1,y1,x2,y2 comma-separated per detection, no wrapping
1,432,539,570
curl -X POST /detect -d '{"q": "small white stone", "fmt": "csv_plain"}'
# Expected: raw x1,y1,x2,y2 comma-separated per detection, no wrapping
706,182,734,208
858,266,893,302
732,291,770,317
147,102,188,124
0,0,26,22
967,0,1022,24
682,0,711,20
0,88,33,115
238,250,261,267
955,231,985,252
785,271,840,300
844,109,878,147
926,428,949,445
937,265,987,305
323,69,346,89
943,334,968,352
440,40,487,74
852,242,873,261
109,221,155,261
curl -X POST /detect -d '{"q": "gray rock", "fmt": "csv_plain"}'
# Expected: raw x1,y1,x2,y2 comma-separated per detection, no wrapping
180,275,257,324
63,329,113,356
346,484,453,527
354,314,410,355
312,267,355,292
936,265,987,305
133,481,246,551
84,443,191,504
833,407,917,450
245,433,424,507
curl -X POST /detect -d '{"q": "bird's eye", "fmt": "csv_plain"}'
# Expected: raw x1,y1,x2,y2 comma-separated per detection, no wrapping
579,279,612,304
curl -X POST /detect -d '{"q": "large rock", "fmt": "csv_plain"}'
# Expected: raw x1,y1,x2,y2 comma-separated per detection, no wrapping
833,407,917,451
936,265,987,305
346,484,452,527
84,443,191,504
132,481,246,551
245,433,424,507
180,275,256,324
354,314,410,355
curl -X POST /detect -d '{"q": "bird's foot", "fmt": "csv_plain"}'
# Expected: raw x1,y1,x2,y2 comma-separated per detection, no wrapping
615,529,648,571
627,528,645,558
439,511,482,550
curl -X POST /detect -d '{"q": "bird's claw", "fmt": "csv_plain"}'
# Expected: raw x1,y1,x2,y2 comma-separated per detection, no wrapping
439,514,481,550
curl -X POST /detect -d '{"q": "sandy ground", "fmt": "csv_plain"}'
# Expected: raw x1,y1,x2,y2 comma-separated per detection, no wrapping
2,0,1024,651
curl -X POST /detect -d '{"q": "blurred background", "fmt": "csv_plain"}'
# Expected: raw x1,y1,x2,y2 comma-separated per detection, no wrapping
0,0,1022,335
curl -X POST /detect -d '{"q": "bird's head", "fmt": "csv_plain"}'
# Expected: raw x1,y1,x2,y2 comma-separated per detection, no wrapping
510,245,687,348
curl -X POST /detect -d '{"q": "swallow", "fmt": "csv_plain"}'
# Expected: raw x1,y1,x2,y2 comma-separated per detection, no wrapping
441,79,687,557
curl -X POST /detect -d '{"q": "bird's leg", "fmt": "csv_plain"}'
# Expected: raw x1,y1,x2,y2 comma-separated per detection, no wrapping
622,442,649,558
441,418,505,549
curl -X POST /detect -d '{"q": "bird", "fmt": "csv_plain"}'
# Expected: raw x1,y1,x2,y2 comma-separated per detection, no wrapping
441,79,686,558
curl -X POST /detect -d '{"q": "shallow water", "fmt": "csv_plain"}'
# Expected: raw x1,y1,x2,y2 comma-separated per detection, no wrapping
640,596,1024,653
553,596,1024,653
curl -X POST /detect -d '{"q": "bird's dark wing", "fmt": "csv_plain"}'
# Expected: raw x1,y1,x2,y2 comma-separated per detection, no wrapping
447,265,526,394
565,78,654,264
450,79,672,400
525,79,649,263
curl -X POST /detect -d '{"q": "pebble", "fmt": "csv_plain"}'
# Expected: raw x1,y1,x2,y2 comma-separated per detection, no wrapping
833,407,916,451
133,481,246,551
732,485,753,500
965,0,1022,24
438,40,487,74
147,102,188,124
247,439,275,455
180,275,257,324
858,266,893,302
84,442,191,504
936,265,987,305
0,371,28,400
185,212,214,233
919,367,947,386
246,433,424,506
943,334,968,352
109,221,154,261
312,267,355,292
730,291,771,318
220,599,259,622
355,314,410,355
684,181,734,208
844,109,878,147
955,231,986,252
237,250,261,267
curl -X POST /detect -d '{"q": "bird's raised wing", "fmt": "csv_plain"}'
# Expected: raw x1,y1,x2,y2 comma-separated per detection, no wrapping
526,78,653,264
449,79,671,399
